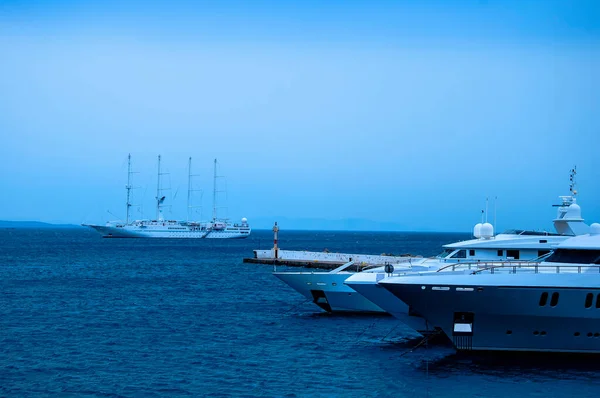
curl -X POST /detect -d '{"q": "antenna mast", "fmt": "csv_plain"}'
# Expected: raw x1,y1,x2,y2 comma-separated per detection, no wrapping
485,197,489,223
494,196,498,231
569,166,577,198
125,153,132,224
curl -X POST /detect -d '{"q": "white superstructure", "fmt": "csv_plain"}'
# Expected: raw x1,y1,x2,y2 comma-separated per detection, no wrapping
85,155,251,239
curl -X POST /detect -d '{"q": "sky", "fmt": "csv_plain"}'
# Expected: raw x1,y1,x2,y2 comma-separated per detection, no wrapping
0,0,599,232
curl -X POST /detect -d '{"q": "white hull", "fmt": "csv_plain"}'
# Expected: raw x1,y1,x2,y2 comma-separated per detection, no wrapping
272,272,385,313
87,223,250,239
345,272,429,333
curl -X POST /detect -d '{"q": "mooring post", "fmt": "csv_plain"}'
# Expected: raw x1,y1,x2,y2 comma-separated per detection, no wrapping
273,221,279,259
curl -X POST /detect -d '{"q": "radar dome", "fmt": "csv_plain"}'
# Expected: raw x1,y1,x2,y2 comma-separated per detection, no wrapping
565,203,582,219
590,223,600,236
473,223,483,238
241,217,248,223
480,223,494,239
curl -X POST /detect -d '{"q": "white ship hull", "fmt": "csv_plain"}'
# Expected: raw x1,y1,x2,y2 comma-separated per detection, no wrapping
272,272,385,313
87,222,250,239
345,272,428,333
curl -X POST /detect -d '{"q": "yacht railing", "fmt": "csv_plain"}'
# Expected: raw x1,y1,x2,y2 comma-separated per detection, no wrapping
435,260,535,273
470,263,600,275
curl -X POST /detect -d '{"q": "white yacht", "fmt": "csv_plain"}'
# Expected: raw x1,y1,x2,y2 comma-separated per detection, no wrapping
379,224,600,353
345,169,588,332
274,227,574,313
85,155,251,239
275,168,587,314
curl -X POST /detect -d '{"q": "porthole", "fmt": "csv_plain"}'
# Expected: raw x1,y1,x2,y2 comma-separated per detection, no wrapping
533,331,539,335
539,292,548,306
595,333,600,338
332,283,337,286
540,331,547,336
574,332,581,337
506,330,512,335
588,332,593,337
550,292,559,307
586,293,594,308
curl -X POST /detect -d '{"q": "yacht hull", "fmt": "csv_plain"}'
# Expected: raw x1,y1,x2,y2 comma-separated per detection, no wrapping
381,274,600,353
272,272,385,313
345,273,431,334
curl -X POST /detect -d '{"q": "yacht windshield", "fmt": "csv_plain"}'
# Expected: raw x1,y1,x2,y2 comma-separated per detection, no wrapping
436,249,455,258
502,229,564,236
545,249,600,264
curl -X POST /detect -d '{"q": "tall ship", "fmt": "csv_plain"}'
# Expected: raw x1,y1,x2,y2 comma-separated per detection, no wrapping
85,155,251,239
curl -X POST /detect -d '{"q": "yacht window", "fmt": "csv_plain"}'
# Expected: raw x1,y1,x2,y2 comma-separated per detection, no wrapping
585,293,593,308
469,250,475,256
545,249,600,264
538,250,551,257
539,292,548,306
596,294,600,309
436,249,455,258
497,250,503,256
507,250,520,260
451,250,467,259
550,292,559,307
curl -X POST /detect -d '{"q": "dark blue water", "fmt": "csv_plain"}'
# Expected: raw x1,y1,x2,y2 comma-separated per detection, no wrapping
2,228,600,397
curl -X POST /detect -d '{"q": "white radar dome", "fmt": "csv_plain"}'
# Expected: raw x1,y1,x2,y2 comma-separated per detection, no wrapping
241,217,248,223
565,203,582,219
480,223,494,239
473,223,483,238
590,223,600,236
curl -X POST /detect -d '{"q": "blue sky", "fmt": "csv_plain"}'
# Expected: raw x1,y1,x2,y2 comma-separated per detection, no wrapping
0,0,599,232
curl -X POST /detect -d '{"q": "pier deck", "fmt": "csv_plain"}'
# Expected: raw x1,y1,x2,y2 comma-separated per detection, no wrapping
242,257,371,270
244,249,419,270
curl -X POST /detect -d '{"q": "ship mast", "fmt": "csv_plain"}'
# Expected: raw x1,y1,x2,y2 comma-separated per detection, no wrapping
125,153,132,224
156,155,162,220
212,158,217,221
187,157,192,222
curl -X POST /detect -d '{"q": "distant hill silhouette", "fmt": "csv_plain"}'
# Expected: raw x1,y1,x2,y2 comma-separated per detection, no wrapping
249,217,409,232
0,220,83,229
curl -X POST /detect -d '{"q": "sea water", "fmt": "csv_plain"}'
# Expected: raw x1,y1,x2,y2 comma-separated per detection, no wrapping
1,228,599,397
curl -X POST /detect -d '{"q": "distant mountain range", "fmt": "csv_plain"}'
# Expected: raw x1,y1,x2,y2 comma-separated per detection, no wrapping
0,220,84,229
249,217,409,232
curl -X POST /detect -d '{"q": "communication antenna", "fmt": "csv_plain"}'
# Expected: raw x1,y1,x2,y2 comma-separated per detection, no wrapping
485,197,489,223
569,166,577,197
494,196,498,232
